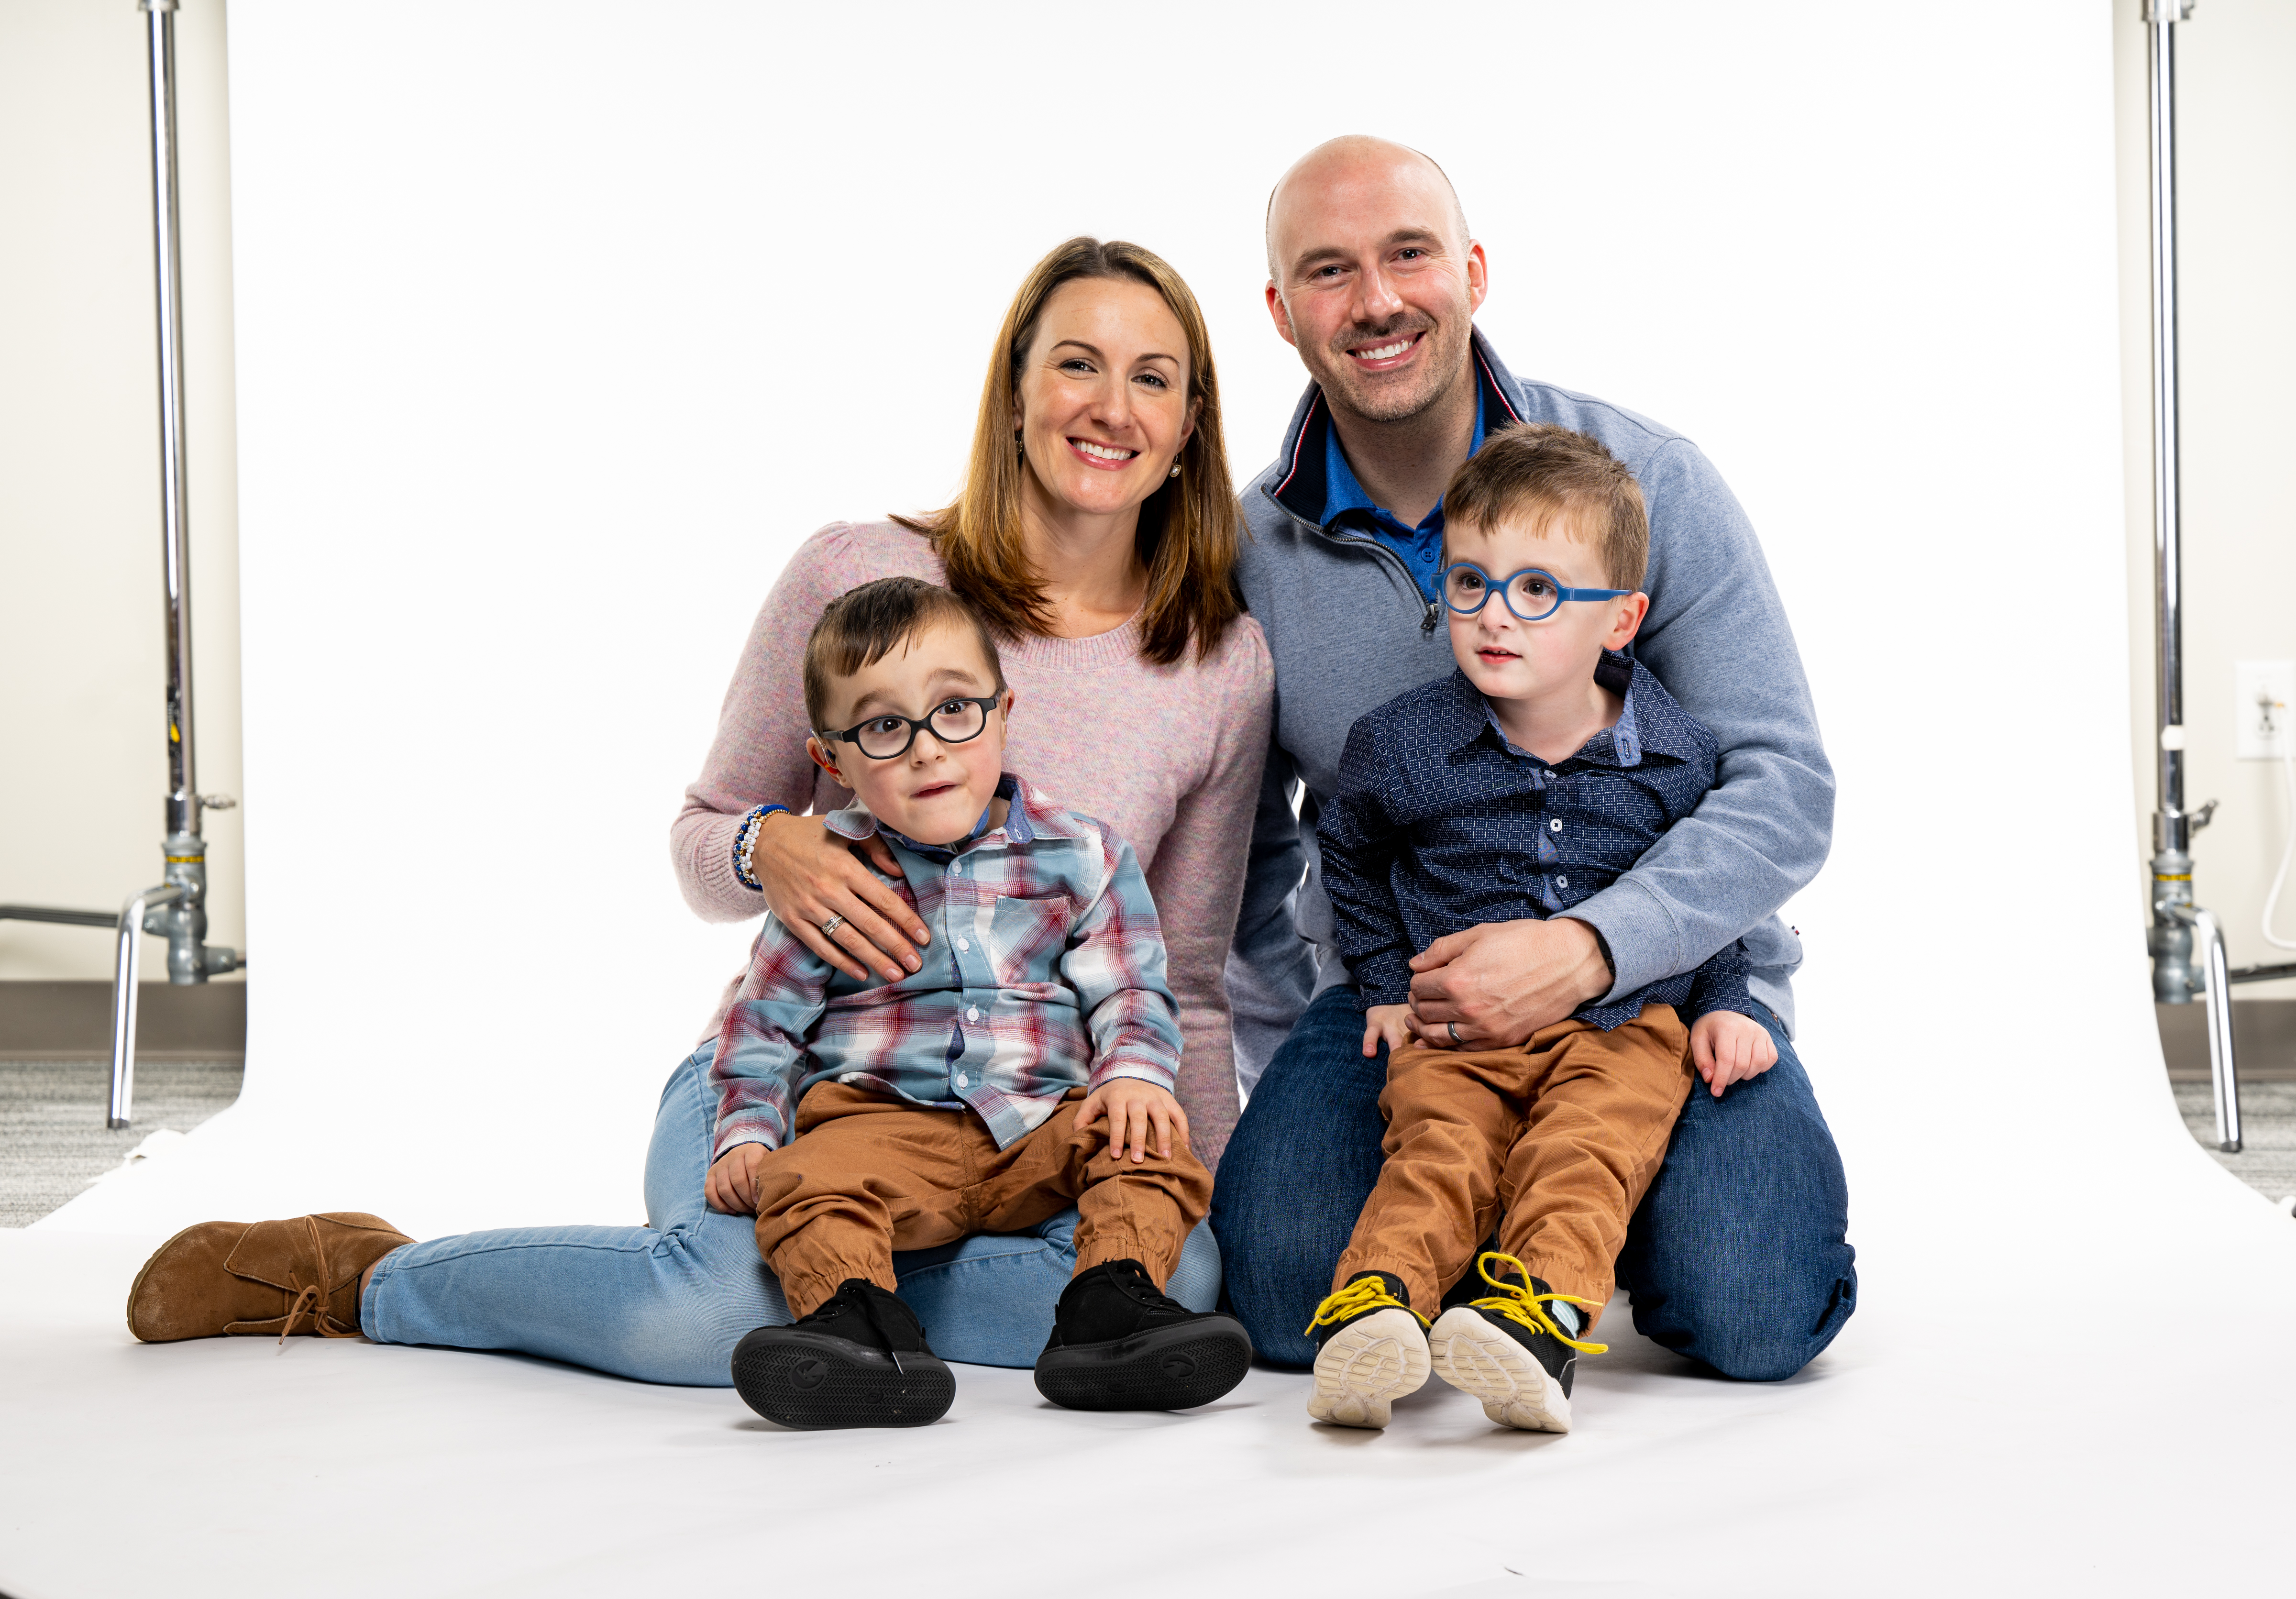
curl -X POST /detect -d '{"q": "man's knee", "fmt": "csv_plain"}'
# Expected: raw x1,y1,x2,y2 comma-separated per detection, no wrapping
1625,1219,1857,1381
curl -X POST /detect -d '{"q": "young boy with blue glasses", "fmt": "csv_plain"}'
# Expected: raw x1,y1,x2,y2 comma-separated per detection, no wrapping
1303,424,1777,1434
710,576,1250,1429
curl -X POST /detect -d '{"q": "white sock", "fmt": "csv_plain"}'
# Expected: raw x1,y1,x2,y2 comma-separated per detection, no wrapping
1549,1299,1581,1336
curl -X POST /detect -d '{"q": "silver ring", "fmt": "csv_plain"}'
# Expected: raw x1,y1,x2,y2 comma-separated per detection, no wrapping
817,914,846,938
1447,1021,1463,1047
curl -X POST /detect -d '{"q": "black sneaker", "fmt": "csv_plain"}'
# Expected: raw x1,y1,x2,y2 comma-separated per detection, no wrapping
1304,1269,1430,1429
730,1278,954,1430
1033,1258,1253,1412
1426,1252,1605,1434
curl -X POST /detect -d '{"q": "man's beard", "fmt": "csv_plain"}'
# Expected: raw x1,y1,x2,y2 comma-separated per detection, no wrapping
1313,308,1470,425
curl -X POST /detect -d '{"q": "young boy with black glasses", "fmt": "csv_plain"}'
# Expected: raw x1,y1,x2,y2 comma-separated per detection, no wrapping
709,575,1249,1429
1303,424,1776,1434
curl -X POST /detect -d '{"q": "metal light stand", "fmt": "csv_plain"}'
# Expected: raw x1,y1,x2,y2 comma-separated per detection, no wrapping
0,0,241,1128
2140,0,2241,1152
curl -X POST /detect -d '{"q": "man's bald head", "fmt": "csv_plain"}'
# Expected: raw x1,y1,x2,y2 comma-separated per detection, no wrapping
1265,135,1471,282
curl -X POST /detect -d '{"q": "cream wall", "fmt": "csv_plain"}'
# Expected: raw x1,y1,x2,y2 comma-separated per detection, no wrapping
2116,0,2296,1001
5,0,2292,1001
0,0,242,981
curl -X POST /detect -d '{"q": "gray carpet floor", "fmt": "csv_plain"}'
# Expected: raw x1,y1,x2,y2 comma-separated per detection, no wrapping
0,1059,244,1227
2175,1081,2296,1206
4,1061,2293,1229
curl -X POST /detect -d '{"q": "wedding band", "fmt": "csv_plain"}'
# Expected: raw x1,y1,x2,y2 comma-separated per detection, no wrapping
1447,1021,1463,1046
818,914,846,938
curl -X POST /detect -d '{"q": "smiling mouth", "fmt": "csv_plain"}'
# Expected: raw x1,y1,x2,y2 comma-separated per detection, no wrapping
1345,331,1424,366
1476,647,1521,662
1068,438,1138,466
912,782,960,800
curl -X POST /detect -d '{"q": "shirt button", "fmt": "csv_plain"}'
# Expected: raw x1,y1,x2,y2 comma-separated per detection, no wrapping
957,938,970,951
1556,876,1569,888
1549,818,1563,832
967,1006,980,1021
955,1073,969,1088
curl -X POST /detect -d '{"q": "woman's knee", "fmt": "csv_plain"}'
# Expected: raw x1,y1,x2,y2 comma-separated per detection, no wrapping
1164,1220,1222,1312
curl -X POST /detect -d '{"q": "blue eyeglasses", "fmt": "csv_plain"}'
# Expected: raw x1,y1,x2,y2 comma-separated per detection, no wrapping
1440,562,1630,623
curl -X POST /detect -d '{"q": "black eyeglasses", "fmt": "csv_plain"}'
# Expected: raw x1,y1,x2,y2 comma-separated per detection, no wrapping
816,695,1002,761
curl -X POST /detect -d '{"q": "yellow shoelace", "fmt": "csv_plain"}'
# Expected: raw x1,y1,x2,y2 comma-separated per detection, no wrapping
1304,1273,1430,1337
1466,1252,1608,1354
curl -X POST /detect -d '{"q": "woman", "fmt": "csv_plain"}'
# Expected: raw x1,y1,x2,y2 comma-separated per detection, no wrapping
124,238,1275,1383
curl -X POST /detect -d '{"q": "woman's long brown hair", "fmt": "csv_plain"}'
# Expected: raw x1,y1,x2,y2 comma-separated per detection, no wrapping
894,237,1242,666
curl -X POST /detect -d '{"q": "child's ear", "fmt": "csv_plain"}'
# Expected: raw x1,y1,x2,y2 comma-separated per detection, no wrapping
1605,592,1651,650
806,736,843,784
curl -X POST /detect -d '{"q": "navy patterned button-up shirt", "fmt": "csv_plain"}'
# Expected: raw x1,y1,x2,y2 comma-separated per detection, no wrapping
1318,650,1755,1031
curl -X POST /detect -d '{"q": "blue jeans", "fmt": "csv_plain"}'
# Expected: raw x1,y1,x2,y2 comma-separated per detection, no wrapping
1210,985,1855,1378
362,1044,1223,1384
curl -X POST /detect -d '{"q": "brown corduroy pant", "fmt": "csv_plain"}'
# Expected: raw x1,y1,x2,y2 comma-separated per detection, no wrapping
1333,1004,1694,1331
754,1082,1212,1318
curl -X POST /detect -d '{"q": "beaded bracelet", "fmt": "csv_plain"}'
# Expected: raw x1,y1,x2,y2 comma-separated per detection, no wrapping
731,803,788,892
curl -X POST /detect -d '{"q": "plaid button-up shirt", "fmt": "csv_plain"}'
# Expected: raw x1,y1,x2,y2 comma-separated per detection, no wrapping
1319,651,1756,1031
708,773,1184,1158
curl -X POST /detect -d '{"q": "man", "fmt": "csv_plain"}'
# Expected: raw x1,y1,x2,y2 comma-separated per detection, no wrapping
1211,135,1855,1378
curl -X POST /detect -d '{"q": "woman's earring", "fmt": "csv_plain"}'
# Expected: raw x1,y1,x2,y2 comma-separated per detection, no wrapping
1015,430,1026,459
1168,460,1181,480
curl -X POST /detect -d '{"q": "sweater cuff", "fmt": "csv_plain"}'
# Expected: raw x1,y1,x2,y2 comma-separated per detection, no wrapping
1561,877,1682,1003
698,811,768,914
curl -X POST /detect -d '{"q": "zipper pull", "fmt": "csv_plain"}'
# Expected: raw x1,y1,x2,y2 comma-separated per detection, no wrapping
1420,600,1440,635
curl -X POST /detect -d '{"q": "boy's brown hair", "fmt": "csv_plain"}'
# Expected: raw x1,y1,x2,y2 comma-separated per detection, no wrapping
802,577,1006,731
1442,422,1650,590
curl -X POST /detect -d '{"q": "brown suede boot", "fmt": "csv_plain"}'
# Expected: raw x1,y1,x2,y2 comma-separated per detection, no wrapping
126,1212,413,1343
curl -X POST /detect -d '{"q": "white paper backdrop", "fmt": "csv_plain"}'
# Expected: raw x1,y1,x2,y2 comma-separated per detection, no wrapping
19,4,2296,1594
39,0,2292,1306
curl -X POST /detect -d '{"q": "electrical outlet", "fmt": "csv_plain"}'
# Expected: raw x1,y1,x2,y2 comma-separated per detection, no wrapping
2236,660,2296,760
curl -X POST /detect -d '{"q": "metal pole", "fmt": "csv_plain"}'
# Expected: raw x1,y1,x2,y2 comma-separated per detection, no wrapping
2145,0,2199,999
2140,0,2241,1149
145,0,198,849
109,884,183,1128
106,0,239,1125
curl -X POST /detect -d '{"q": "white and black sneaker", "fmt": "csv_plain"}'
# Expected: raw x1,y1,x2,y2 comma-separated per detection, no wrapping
1427,1252,1604,1434
1304,1270,1431,1429
730,1278,954,1430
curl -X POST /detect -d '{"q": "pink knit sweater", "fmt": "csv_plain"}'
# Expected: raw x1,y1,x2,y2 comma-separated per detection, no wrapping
673,521,1274,1167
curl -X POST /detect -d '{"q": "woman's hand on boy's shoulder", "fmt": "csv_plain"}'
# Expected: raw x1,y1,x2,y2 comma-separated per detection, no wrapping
1689,1009,1778,1098
706,1142,771,1214
752,810,928,984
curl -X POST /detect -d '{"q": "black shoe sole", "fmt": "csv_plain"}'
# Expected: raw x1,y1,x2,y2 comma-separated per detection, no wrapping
1032,1316,1253,1412
730,1325,954,1430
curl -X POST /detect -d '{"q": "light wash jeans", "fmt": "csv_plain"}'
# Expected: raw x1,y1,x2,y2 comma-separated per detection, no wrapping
361,1043,1223,1385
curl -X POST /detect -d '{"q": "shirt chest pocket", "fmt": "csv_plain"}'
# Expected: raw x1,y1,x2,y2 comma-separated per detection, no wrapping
986,893,1075,987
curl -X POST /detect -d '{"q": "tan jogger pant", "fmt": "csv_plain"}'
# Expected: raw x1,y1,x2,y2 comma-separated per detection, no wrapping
1333,1004,1694,1329
754,1082,1212,1319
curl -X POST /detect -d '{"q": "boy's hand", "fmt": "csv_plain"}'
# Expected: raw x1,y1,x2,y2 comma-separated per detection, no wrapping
706,1143,770,1214
1361,1004,1415,1057
1689,1010,1779,1098
1078,1078,1190,1164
